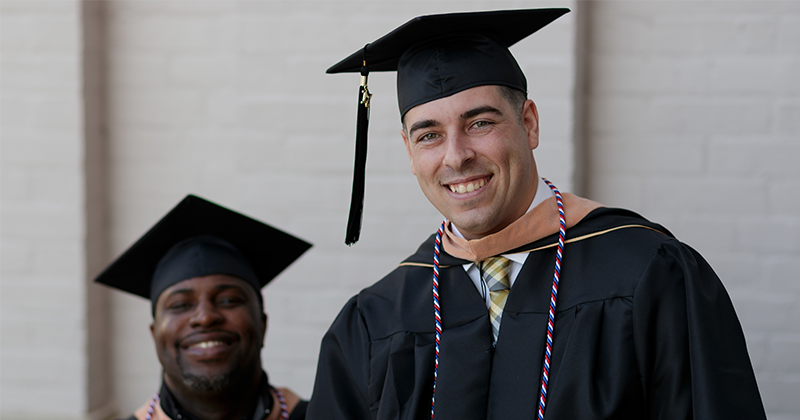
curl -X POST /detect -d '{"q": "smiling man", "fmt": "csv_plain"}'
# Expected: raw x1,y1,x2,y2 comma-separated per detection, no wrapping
307,8,766,420
96,195,311,420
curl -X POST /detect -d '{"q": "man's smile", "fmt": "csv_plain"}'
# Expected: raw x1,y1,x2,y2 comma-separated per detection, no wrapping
179,331,239,360
187,340,226,350
445,176,491,194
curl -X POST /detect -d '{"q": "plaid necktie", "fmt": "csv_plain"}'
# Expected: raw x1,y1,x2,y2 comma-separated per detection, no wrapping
481,256,511,343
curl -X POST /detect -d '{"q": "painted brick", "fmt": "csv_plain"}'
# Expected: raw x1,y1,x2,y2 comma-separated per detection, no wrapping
108,51,170,88
0,53,81,89
0,12,80,53
776,57,800,94
776,100,800,135
168,53,237,86
732,291,797,334
591,56,713,95
767,335,800,371
702,17,781,54
766,256,800,291
0,129,83,165
649,98,772,135
759,379,800,415
709,56,782,94
0,241,34,275
708,136,800,177
737,216,799,254
777,16,800,54
588,96,653,135
770,180,800,215
109,15,215,52
1,205,83,238
591,136,705,175
109,86,204,126
646,177,768,215
675,214,737,254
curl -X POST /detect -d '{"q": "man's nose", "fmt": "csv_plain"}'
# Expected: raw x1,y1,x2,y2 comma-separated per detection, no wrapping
190,300,224,328
441,132,475,169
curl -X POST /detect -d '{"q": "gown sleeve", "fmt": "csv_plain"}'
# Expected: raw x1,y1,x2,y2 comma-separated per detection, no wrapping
306,296,373,420
632,240,766,419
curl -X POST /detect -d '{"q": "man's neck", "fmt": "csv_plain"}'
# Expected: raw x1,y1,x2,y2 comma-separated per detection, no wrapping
164,371,264,420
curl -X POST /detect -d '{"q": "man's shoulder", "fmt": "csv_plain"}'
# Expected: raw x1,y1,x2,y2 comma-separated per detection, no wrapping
344,232,448,339
500,206,675,257
574,206,675,245
564,206,688,266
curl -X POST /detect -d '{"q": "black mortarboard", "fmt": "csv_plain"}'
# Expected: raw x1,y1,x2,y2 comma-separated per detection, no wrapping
94,195,312,314
327,8,569,245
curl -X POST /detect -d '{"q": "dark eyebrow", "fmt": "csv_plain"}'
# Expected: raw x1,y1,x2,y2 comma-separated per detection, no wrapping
213,284,246,293
408,119,440,137
164,283,244,298
407,105,503,138
165,288,193,297
461,105,503,120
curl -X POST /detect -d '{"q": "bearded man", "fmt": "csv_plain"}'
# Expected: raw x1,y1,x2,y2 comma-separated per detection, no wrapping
96,195,311,420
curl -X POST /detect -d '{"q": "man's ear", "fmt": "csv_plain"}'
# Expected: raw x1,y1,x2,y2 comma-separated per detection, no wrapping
401,127,417,176
150,322,155,340
522,99,540,150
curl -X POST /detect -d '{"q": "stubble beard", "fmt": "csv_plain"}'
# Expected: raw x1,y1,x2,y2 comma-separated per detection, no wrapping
176,352,237,392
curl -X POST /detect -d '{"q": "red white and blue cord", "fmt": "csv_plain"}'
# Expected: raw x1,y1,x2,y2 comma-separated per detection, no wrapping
430,220,445,419
145,393,159,420
538,178,565,419
273,386,290,420
429,178,565,419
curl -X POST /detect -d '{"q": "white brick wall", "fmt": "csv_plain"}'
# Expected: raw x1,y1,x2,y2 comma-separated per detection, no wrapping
1,1,89,419
586,2,800,418
2,1,797,419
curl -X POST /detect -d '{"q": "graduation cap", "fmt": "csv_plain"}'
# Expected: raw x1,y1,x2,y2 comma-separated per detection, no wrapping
327,8,570,245
94,195,312,314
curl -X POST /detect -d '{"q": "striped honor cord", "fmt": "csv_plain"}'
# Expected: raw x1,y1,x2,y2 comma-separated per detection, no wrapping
273,387,290,420
429,179,566,419
145,393,159,420
538,178,566,419
430,220,445,419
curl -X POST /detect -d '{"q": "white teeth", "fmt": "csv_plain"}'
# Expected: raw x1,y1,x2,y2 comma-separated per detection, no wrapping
190,341,224,349
449,179,486,194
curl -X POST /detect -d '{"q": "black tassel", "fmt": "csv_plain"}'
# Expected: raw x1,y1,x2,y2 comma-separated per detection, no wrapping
345,53,371,245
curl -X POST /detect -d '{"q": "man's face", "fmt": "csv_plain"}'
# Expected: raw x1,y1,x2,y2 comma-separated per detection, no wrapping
150,274,266,393
402,85,540,239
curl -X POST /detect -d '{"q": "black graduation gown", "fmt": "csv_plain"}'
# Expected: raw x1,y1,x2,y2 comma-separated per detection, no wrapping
306,208,766,419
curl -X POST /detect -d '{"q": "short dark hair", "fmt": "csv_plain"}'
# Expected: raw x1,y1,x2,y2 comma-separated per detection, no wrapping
498,85,528,122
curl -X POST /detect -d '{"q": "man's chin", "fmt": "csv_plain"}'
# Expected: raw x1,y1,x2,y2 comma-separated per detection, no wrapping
181,371,233,392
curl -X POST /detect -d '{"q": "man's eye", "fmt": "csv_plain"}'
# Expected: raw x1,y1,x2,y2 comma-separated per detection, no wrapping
472,120,491,128
168,302,191,311
418,132,439,142
218,297,243,307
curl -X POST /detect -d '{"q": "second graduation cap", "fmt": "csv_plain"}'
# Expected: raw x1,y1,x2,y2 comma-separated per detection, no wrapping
328,8,569,245
94,195,312,314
